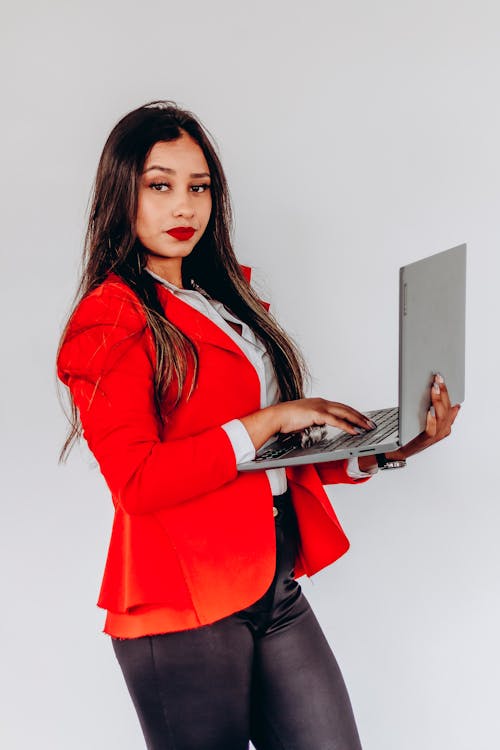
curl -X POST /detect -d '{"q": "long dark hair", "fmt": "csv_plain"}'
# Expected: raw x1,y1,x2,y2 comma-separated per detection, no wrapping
57,100,308,461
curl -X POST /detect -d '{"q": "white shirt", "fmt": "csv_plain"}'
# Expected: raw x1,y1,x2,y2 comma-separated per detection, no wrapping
146,268,374,494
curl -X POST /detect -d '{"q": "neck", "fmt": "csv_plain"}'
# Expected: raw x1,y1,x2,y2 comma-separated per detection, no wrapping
145,257,184,288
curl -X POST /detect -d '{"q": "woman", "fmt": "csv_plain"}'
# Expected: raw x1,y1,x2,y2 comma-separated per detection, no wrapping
57,100,460,750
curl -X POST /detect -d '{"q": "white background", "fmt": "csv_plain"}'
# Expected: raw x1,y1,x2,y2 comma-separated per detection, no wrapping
1,1,499,748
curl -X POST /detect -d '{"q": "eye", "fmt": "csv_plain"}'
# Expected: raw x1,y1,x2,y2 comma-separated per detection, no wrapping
191,184,211,193
149,181,169,191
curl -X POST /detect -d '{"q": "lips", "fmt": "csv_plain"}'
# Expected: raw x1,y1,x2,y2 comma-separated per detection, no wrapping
166,227,196,241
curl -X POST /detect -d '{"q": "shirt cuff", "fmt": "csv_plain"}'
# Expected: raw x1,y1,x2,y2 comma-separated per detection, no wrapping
221,419,256,464
346,456,378,478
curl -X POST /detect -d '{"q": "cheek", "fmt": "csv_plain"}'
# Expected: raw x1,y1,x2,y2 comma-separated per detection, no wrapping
202,195,213,227
135,196,155,237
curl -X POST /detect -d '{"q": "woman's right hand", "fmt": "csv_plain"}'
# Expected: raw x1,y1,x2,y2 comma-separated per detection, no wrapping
240,398,376,452
274,398,376,436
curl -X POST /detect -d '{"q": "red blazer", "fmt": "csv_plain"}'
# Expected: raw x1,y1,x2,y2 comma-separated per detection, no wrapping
57,272,368,627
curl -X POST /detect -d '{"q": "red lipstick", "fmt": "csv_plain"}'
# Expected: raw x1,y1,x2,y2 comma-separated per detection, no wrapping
166,227,196,241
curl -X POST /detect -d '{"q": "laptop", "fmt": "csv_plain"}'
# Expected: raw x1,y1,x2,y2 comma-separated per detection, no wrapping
237,243,466,472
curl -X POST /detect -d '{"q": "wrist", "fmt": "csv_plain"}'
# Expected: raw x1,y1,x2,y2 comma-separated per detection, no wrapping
384,448,407,462
268,403,283,433
240,404,282,451
357,454,379,473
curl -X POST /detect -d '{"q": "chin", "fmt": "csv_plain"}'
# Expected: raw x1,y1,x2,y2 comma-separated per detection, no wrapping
146,245,195,261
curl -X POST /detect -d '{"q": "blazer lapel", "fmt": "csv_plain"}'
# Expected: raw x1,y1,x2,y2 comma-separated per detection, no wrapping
156,284,247,357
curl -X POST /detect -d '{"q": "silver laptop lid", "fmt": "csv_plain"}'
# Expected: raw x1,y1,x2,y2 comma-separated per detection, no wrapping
399,243,466,445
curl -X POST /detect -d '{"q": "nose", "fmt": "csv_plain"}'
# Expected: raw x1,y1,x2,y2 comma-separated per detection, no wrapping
171,192,195,219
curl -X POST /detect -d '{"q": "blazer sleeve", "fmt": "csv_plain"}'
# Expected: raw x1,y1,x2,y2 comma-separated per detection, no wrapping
314,459,372,486
57,286,238,515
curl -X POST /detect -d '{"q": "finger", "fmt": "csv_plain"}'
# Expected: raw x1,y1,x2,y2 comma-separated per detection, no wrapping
430,378,447,421
435,403,460,440
425,405,437,437
322,414,368,436
434,373,451,410
446,403,461,428
324,402,376,430
432,379,458,432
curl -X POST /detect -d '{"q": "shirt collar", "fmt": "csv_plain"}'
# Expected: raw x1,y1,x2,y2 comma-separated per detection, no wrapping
145,267,185,293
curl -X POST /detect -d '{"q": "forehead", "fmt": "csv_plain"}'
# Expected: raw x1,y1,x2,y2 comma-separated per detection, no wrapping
144,133,209,172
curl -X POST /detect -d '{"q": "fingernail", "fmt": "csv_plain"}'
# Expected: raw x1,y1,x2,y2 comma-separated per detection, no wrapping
429,405,435,417
368,420,377,429
435,373,444,384
433,382,440,394
354,427,367,435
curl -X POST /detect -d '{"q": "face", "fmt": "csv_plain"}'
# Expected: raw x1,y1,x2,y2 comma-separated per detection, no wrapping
136,132,212,285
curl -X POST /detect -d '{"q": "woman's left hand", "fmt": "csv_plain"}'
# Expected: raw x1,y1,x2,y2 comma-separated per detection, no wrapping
386,373,461,462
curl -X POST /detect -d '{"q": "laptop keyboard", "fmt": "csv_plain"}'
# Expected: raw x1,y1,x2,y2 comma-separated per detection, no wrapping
255,407,399,462
318,407,399,450
254,433,302,462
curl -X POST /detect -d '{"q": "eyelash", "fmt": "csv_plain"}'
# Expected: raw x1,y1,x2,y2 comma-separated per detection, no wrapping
149,182,211,193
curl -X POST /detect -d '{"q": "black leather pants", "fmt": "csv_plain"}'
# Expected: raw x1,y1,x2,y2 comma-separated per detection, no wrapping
112,491,363,750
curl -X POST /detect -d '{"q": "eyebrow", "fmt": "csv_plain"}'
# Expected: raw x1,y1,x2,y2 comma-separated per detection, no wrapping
143,165,210,178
